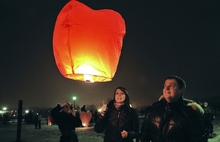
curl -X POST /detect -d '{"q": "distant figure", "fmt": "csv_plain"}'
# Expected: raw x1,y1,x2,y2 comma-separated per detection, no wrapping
94,86,139,142
80,105,86,112
139,75,207,142
51,102,82,142
38,113,41,129
25,111,34,124
202,102,214,138
93,110,98,123
34,113,39,129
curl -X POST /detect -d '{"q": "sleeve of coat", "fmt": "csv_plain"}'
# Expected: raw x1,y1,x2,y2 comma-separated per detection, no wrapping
139,112,151,142
128,108,139,140
94,113,108,133
51,104,62,123
185,107,208,142
73,112,82,127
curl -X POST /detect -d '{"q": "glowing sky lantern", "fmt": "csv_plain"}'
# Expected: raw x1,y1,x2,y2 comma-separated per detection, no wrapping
53,0,126,83
80,111,92,127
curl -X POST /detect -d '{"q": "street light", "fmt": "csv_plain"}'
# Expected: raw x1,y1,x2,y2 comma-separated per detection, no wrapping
3,107,7,113
72,96,77,109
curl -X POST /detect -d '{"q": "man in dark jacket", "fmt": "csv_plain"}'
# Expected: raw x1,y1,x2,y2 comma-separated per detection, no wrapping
94,86,139,142
51,102,82,142
139,75,207,142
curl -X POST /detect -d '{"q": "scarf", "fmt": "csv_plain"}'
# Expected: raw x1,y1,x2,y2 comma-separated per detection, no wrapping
114,102,124,110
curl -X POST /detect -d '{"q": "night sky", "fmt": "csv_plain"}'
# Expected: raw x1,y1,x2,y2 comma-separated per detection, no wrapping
1,0,220,109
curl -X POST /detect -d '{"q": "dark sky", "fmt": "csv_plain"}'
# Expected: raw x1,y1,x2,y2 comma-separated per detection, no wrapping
1,0,220,109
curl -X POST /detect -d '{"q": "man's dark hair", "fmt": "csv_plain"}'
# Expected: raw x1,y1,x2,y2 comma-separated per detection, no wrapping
166,75,186,89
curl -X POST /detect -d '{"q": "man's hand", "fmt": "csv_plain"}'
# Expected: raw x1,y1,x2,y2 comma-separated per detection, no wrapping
121,130,128,138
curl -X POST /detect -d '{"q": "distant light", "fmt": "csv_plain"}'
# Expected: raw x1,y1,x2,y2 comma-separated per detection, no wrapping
3,107,7,111
130,104,132,108
25,110,29,114
82,123,86,127
98,108,102,112
73,96,77,101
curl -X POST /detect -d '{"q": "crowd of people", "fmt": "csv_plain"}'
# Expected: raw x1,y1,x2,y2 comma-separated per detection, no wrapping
47,75,216,142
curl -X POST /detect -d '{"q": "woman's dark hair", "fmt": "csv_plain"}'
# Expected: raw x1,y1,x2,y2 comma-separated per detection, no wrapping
113,86,130,105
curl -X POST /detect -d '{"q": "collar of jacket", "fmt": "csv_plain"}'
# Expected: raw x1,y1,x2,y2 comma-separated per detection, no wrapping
160,97,184,109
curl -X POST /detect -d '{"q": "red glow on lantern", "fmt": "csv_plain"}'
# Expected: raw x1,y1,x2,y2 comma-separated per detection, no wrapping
47,115,52,126
80,111,92,127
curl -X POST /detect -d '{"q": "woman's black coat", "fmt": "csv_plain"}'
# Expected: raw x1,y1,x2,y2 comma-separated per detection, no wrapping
94,100,139,142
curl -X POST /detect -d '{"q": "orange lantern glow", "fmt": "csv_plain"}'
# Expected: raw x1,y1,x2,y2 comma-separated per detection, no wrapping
53,0,126,82
80,111,92,127
47,115,52,126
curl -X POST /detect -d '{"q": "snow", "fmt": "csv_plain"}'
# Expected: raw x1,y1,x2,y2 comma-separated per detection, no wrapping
0,116,219,142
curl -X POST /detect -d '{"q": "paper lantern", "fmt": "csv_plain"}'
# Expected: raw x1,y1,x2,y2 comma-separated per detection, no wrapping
47,115,52,126
53,0,126,82
80,111,92,127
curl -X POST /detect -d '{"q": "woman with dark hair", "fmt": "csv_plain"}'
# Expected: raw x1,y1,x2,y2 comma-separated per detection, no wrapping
94,87,139,142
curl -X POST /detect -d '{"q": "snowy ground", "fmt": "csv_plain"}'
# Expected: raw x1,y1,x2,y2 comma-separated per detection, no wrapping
0,115,219,142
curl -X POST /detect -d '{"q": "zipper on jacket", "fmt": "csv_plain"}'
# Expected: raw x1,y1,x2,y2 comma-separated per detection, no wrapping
117,111,120,118
117,111,120,134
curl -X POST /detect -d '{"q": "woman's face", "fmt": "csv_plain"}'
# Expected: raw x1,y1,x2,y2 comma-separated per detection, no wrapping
115,89,126,103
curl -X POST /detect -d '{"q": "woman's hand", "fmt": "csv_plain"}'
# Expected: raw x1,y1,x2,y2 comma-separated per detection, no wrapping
100,101,107,116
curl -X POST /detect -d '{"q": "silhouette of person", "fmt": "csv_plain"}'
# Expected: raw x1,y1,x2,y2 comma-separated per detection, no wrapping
51,102,82,142
81,105,86,112
34,113,39,129
34,113,41,129
38,113,41,129
202,102,214,138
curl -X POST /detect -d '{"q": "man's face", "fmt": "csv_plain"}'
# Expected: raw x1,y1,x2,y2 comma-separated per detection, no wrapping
163,79,184,103
115,89,126,103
